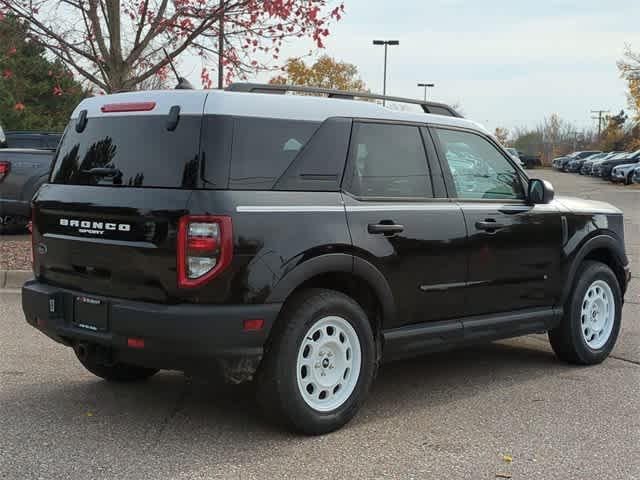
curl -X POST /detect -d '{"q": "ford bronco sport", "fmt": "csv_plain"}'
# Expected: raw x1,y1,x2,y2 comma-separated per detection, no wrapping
22,84,630,434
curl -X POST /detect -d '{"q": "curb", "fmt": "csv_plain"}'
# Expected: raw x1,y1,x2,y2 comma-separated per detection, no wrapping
0,270,32,290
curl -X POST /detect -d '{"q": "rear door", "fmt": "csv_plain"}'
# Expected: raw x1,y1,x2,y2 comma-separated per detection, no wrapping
32,91,208,303
342,121,468,329
431,126,564,316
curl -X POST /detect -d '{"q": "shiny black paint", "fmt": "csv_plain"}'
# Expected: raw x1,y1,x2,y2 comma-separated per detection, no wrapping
342,195,468,327
459,203,564,316
28,113,630,364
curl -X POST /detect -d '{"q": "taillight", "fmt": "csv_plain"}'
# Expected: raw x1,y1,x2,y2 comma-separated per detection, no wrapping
177,215,233,288
0,161,10,182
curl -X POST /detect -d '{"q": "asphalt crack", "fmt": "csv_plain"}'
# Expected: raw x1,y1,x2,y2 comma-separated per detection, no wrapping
610,355,640,367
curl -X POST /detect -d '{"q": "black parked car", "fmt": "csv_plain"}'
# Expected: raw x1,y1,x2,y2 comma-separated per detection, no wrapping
553,151,601,170
22,85,630,434
581,152,624,175
0,148,55,232
593,150,640,179
565,152,605,172
5,131,62,150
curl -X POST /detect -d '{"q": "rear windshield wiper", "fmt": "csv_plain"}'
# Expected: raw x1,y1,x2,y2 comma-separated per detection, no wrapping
81,167,122,178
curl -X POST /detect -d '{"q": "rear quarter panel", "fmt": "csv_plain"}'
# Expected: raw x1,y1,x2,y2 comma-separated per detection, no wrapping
185,190,352,305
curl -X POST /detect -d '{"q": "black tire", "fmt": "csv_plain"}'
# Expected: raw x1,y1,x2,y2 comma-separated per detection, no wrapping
625,173,633,185
256,288,377,435
75,348,159,382
549,261,622,365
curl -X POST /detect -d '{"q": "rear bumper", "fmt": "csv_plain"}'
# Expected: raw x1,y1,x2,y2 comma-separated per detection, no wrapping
22,280,282,370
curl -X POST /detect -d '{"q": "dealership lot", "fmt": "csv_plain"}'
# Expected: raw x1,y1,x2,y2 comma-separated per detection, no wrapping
1,169,638,479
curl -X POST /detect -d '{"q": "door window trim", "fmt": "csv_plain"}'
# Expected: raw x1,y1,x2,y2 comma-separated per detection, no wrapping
428,125,530,202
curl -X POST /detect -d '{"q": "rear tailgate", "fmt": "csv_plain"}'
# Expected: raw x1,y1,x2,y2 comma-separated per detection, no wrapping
32,91,208,302
33,185,193,302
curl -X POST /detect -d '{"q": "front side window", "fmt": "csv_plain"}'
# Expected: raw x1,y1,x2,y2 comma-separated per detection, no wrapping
434,128,525,200
345,122,432,198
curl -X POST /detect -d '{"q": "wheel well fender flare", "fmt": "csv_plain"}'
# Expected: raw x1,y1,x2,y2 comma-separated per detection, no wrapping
562,234,627,304
266,253,396,327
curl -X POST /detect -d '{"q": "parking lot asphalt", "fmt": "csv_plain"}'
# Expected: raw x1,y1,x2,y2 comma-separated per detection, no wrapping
1,169,638,479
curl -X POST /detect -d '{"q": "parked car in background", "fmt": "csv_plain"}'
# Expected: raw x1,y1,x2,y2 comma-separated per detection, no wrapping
611,162,640,184
565,152,605,172
631,164,640,184
0,148,55,232
505,147,526,168
593,151,639,178
596,150,640,180
551,154,571,169
517,151,541,169
0,124,6,148
581,152,624,175
5,131,62,150
554,151,601,171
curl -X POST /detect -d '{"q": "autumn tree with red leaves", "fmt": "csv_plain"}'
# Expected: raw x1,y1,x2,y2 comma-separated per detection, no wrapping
0,0,344,93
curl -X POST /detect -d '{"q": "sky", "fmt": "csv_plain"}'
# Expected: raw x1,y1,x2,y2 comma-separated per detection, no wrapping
183,0,640,133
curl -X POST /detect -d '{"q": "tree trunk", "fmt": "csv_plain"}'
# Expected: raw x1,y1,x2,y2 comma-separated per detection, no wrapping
104,0,128,92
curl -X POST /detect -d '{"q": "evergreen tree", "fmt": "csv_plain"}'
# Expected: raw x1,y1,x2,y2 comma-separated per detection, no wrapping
0,16,85,131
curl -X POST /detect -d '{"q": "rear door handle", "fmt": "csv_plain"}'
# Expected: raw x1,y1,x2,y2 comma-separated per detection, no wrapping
368,223,404,235
475,219,506,232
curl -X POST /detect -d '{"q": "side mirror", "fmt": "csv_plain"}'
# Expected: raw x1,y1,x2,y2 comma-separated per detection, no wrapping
528,178,554,204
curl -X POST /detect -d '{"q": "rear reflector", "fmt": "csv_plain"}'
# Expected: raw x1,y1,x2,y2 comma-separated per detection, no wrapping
243,319,264,331
101,102,156,113
127,338,145,349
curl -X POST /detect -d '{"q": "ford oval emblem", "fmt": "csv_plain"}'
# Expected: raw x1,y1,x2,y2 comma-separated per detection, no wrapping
37,243,47,255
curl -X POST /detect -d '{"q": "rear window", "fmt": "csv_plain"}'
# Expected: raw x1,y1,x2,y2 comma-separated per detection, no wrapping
6,134,60,149
228,117,320,190
50,116,201,188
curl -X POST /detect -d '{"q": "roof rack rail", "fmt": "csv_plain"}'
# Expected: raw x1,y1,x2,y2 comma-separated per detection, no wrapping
226,83,463,118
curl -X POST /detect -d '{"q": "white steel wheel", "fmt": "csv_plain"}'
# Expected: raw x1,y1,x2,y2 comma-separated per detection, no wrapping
296,315,362,412
580,279,615,349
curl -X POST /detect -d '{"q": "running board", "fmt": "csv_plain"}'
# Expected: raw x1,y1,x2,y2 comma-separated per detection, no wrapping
382,307,562,361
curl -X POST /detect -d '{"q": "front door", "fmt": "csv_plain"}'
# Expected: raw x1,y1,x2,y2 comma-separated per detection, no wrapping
431,127,564,316
342,121,468,329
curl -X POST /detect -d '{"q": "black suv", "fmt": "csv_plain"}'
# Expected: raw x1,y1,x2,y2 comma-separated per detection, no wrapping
22,84,630,434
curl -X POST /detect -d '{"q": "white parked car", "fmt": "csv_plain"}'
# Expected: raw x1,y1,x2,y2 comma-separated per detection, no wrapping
611,163,640,184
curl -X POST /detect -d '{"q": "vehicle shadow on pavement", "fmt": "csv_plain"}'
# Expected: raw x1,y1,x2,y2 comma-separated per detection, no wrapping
4,337,577,437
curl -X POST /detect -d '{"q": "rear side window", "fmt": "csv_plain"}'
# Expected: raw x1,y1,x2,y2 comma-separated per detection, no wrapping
344,122,433,198
229,117,319,190
50,116,201,188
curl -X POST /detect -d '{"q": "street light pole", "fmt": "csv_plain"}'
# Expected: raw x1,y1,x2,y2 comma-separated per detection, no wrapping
417,82,435,101
373,40,399,105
